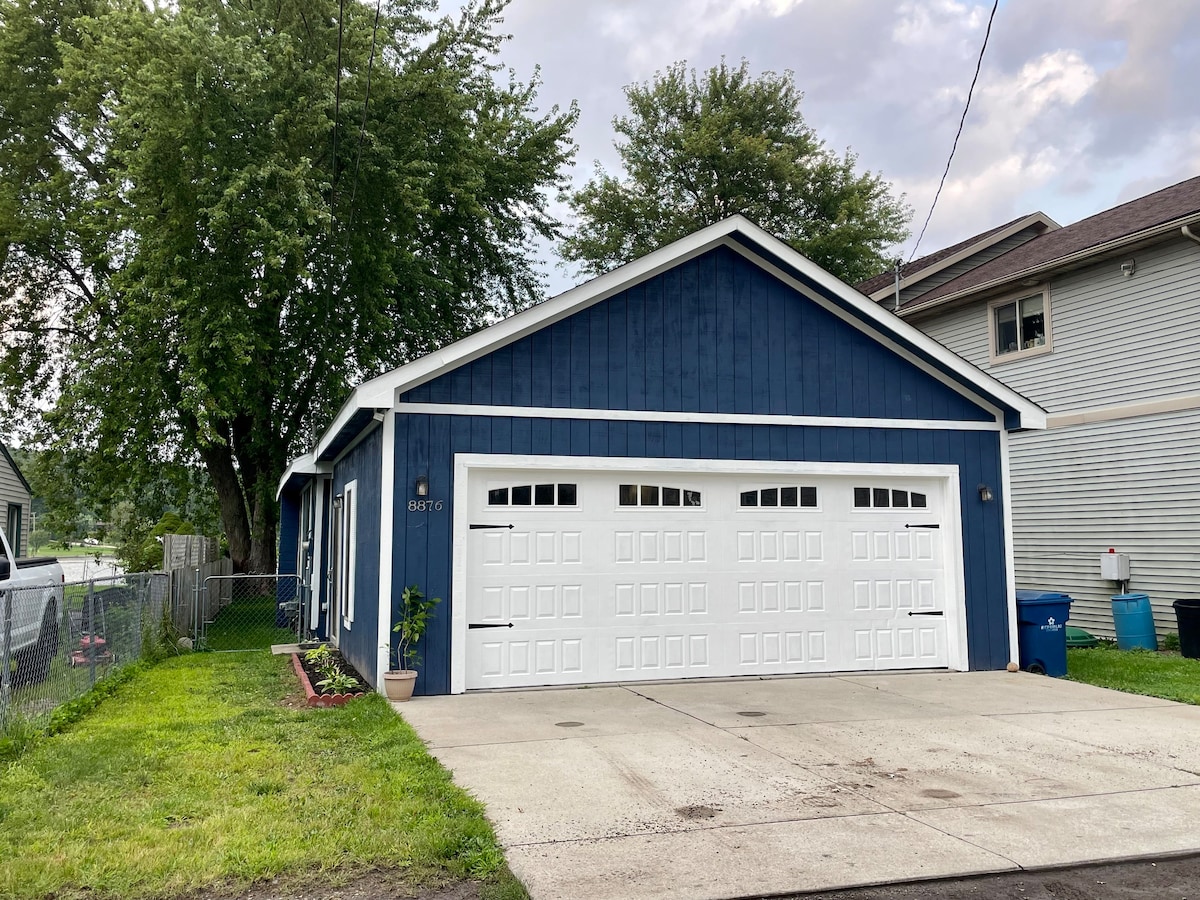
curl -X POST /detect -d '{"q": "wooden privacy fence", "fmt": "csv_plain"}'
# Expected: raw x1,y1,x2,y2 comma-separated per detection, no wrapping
164,535,230,638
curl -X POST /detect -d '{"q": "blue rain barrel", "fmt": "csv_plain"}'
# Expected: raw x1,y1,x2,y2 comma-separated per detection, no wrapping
1111,593,1157,651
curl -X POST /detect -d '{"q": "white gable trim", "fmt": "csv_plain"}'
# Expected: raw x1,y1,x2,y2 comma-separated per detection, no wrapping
276,452,333,500
314,216,1045,459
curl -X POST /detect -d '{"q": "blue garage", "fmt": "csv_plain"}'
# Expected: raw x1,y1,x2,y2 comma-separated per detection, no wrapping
277,217,1044,695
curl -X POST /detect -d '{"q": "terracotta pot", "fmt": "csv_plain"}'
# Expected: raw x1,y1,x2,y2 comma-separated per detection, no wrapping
382,670,418,701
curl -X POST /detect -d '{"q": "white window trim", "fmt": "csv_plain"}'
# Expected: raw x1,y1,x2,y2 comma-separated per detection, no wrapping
987,286,1052,365
340,480,358,630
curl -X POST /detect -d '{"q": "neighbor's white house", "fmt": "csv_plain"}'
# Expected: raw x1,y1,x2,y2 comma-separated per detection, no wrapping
0,442,32,558
858,176,1200,638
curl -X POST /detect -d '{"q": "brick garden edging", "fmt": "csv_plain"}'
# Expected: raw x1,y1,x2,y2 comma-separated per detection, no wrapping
291,653,367,707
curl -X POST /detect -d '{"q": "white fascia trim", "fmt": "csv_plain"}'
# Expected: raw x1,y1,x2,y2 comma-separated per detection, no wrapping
376,412,396,688
396,402,1002,432
866,212,1059,302
721,225,1046,430
450,453,969,693
315,215,1043,454
901,215,1200,318
1000,429,1019,668
276,452,332,500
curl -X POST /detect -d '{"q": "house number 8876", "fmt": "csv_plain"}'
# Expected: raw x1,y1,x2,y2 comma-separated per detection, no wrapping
408,499,443,511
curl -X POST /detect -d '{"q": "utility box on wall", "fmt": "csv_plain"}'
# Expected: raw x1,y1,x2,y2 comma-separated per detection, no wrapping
1101,551,1130,581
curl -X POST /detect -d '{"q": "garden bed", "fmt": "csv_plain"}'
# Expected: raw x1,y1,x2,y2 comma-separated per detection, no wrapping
292,647,370,706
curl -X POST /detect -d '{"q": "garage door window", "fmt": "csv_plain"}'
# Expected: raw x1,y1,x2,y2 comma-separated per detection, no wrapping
488,483,578,506
618,484,702,507
853,487,926,509
739,486,818,508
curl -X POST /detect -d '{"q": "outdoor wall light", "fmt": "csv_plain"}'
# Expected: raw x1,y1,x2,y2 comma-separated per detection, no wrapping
415,475,430,497
977,484,993,503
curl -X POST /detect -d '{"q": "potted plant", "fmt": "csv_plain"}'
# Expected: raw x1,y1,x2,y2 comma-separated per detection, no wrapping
382,583,441,701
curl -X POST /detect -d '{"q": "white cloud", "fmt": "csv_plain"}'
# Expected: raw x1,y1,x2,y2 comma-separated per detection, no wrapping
465,0,1200,290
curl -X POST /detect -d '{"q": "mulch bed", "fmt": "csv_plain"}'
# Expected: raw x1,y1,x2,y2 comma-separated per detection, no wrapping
292,647,371,707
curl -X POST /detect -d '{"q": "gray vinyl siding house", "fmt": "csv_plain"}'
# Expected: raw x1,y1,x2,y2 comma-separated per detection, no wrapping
0,443,32,558
860,177,1200,638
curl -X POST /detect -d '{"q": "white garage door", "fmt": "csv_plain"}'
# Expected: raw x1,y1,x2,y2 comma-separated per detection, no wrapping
462,463,958,690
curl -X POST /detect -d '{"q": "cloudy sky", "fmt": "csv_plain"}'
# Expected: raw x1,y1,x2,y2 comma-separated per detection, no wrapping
446,0,1200,294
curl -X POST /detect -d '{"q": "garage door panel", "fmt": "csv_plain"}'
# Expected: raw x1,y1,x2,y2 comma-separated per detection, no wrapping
465,466,953,689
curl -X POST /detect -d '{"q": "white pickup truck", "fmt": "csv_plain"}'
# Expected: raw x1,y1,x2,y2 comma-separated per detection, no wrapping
0,525,64,684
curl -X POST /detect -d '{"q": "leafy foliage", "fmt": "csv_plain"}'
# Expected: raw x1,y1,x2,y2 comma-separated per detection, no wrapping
561,59,909,284
0,0,577,572
394,583,441,670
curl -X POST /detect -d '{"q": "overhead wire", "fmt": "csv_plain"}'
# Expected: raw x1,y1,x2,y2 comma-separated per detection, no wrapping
329,0,346,236
345,0,384,237
907,0,1000,262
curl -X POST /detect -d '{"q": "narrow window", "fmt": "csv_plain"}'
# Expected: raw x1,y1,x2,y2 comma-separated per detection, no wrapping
557,483,577,505
740,490,758,507
911,493,927,508
534,483,555,505
619,484,638,506
873,488,890,508
683,490,702,507
780,487,798,507
662,487,681,506
892,489,909,508
799,486,818,507
854,487,870,508
512,485,532,505
994,301,1018,355
761,488,778,507
487,488,509,506
640,484,660,506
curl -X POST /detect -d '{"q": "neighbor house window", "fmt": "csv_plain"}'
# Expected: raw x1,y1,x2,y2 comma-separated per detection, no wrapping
990,289,1050,360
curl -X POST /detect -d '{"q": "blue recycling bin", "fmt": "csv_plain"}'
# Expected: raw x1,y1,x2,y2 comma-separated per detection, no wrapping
1016,590,1072,677
1111,593,1157,650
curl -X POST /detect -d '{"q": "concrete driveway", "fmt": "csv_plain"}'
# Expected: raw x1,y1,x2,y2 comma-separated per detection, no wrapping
396,673,1200,899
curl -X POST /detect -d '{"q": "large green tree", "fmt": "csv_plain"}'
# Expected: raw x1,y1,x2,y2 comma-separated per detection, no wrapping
0,0,577,571
561,60,909,284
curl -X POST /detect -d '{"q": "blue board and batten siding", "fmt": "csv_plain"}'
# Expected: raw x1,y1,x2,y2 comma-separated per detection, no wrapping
404,248,993,423
332,425,384,684
387,247,1011,696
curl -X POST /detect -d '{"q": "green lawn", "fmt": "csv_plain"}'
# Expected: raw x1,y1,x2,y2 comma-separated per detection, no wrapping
0,653,522,899
32,544,117,557
1067,646,1200,705
204,595,298,650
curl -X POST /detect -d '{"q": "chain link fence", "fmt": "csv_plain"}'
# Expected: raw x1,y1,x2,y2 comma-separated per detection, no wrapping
196,574,301,651
1,573,167,737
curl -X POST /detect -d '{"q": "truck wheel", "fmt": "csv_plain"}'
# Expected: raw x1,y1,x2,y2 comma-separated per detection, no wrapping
17,604,60,686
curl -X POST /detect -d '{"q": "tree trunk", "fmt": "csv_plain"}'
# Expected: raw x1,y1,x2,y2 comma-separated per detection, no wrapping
198,440,253,573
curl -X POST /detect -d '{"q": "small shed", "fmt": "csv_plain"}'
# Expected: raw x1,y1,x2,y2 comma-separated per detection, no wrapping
279,217,1045,695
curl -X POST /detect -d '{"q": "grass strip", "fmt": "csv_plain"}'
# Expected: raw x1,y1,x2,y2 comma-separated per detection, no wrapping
1067,645,1200,705
0,652,515,899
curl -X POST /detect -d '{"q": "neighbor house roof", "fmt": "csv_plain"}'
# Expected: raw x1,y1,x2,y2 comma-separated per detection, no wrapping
0,442,32,496
284,215,1047,491
898,176,1200,315
856,212,1056,298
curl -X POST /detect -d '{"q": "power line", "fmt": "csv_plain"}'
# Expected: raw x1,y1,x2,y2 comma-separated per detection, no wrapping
345,0,384,237
908,0,999,263
329,0,346,236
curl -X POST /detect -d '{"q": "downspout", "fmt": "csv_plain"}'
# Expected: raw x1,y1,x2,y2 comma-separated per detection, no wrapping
1183,224,1200,247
